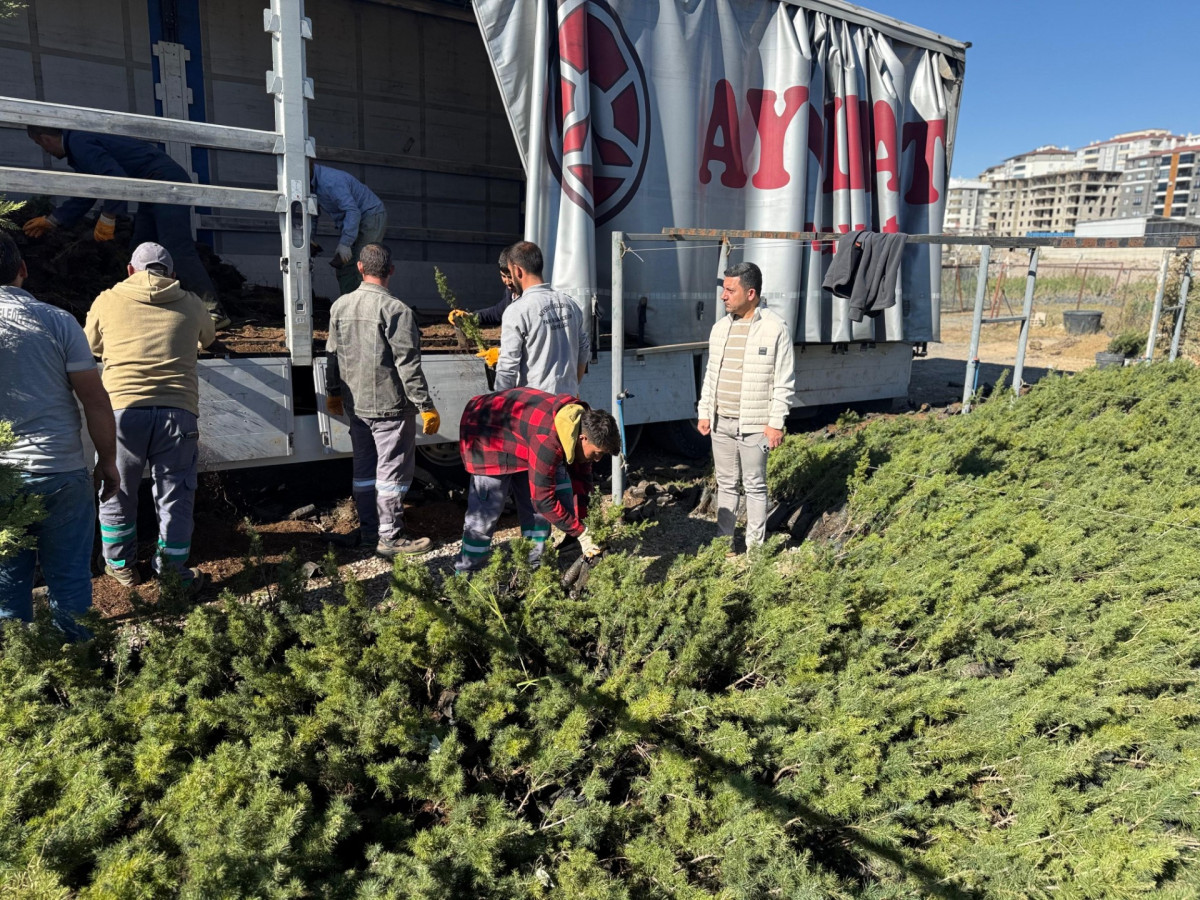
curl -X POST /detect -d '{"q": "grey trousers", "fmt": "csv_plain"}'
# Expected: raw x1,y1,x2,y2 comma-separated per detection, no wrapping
711,414,769,548
334,209,388,296
456,468,573,572
99,407,199,575
348,412,416,541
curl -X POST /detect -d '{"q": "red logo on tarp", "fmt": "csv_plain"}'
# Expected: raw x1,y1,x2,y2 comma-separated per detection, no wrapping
547,0,650,224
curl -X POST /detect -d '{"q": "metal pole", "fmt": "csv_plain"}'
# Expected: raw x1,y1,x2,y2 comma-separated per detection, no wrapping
1169,251,1194,362
1012,247,1039,395
1145,251,1171,362
962,244,990,411
266,0,315,367
715,237,730,325
523,0,549,245
611,231,626,505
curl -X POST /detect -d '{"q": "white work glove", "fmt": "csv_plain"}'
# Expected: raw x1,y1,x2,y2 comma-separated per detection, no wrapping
333,243,353,266
578,529,603,560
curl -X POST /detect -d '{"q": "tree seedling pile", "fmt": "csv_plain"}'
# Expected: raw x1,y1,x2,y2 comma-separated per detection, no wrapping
4,363,1200,897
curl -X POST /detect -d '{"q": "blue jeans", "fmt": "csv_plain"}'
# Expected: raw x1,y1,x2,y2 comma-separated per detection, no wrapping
0,468,95,636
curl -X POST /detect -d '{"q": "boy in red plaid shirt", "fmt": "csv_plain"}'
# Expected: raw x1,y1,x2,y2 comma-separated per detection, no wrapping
456,387,620,572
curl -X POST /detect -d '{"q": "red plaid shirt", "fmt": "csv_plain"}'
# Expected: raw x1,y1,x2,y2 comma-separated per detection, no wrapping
459,387,592,536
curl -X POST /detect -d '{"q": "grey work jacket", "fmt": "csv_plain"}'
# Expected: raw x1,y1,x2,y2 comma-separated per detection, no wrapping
326,282,434,418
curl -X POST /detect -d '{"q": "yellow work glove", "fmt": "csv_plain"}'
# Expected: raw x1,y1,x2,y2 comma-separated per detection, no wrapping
23,215,57,238
476,347,500,367
448,308,474,326
325,395,344,417
93,214,116,242
421,409,441,436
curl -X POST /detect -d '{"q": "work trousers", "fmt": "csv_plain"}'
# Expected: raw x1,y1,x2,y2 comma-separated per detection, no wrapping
100,407,200,576
456,468,573,573
131,201,224,318
711,414,769,548
349,412,416,541
0,467,95,640
333,209,388,296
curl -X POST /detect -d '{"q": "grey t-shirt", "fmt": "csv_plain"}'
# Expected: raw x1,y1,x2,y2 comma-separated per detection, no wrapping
0,286,96,473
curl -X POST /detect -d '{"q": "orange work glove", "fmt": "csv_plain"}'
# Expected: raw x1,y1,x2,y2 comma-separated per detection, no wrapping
93,214,116,242
326,395,345,417
421,409,441,436
476,347,500,367
23,215,58,238
448,308,474,326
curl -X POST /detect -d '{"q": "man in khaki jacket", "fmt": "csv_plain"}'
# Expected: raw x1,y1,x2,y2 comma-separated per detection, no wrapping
85,242,215,591
696,262,795,552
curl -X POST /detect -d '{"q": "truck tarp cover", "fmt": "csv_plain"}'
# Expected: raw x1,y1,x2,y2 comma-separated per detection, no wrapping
474,0,965,344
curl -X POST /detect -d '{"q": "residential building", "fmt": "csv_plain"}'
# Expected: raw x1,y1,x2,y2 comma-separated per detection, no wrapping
944,178,991,234
1115,145,1200,220
991,169,1123,237
1075,129,1182,172
993,146,1077,181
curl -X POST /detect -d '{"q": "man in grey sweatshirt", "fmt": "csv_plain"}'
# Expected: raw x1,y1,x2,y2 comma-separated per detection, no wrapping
493,241,589,396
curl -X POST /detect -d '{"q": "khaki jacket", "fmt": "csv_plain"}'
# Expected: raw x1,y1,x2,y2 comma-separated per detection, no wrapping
85,272,215,415
697,306,795,432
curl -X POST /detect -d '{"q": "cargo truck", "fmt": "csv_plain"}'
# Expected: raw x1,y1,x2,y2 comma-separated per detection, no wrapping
0,0,967,484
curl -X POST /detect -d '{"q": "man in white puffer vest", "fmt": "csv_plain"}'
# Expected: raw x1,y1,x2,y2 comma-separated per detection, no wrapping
697,262,795,552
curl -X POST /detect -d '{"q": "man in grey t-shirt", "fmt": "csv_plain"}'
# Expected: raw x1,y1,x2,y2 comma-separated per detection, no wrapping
493,241,589,396
0,234,119,638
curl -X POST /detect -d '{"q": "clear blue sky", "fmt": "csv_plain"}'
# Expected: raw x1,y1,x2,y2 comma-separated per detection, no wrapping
866,1,1200,179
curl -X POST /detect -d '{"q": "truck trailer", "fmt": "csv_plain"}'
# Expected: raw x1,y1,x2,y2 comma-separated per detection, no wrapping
0,0,967,485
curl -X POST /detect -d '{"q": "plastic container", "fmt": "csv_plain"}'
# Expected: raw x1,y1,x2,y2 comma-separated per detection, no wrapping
1063,310,1103,335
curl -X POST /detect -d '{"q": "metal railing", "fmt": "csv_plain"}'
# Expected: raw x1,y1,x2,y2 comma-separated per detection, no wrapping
0,0,317,364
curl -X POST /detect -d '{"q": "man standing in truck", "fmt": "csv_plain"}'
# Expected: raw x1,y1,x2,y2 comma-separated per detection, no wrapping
696,262,794,554
23,126,230,329
325,243,440,559
310,162,388,296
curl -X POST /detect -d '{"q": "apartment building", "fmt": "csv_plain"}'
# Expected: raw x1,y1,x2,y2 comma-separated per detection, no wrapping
991,169,1123,237
1075,129,1182,171
944,178,991,234
1115,145,1200,220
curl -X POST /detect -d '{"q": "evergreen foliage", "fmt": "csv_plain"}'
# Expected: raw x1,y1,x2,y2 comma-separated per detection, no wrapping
4,365,1200,896
0,422,43,561
434,267,487,353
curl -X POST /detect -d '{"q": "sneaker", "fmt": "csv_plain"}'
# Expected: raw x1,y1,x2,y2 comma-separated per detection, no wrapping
376,534,432,558
212,313,232,330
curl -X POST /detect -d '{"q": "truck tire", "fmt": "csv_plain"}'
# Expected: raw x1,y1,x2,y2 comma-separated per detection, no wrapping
416,441,468,489
653,419,711,460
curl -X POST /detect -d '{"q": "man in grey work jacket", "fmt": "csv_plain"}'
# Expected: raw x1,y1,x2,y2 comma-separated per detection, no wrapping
325,243,440,558
696,262,795,553
493,241,589,396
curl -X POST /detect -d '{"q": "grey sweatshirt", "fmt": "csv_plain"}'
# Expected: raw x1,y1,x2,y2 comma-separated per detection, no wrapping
493,283,590,396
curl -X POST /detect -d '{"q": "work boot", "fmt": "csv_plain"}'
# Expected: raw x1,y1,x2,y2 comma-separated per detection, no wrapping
101,558,141,587
180,567,207,597
376,534,432,558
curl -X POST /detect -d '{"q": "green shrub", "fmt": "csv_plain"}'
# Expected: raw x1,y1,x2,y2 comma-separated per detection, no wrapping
5,365,1200,896
1107,330,1144,357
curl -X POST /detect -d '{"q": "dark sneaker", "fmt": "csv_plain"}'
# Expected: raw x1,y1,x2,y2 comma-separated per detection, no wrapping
376,535,432,558
212,313,232,330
